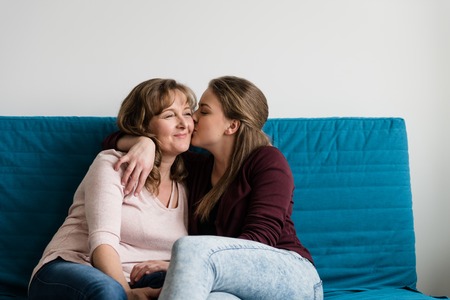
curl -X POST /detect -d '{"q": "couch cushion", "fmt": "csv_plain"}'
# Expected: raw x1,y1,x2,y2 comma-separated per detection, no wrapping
0,116,117,298
325,287,448,300
262,118,417,293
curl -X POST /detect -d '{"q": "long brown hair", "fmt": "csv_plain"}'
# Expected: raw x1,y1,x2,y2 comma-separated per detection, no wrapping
195,76,271,221
116,78,196,194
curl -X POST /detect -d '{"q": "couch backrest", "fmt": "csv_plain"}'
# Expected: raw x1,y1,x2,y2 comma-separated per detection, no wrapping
0,116,417,297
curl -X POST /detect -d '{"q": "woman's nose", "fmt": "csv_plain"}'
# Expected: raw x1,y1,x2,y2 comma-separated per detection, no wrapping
177,116,187,128
192,111,199,123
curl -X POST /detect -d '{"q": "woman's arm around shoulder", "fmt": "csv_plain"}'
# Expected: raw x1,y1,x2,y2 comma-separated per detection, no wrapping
103,133,156,196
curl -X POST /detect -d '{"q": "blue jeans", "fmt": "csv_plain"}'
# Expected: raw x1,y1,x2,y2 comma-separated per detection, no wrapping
159,236,323,300
28,258,127,300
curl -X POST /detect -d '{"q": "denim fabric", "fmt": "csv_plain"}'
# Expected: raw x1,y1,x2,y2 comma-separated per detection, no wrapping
207,292,242,299
159,236,323,300
28,258,127,300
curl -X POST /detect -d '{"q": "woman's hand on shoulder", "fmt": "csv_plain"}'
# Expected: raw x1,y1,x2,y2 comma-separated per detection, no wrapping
129,260,169,285
114,136,156,196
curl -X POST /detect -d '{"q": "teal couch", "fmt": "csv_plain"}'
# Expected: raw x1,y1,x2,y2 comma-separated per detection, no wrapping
0,116,447,299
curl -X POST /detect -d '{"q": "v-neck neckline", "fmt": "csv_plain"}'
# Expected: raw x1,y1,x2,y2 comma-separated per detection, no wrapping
165,180,176,209
158,180,179,209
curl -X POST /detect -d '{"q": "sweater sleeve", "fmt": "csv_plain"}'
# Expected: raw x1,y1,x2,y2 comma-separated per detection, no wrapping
101,131,124,150
238,147,295,246
83,150,125,258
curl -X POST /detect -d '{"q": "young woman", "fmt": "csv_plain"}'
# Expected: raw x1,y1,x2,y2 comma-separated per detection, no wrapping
105,76,323,300
28,78,196,300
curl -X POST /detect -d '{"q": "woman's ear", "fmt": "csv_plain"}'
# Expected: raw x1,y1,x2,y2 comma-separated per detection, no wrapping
225,119,241,135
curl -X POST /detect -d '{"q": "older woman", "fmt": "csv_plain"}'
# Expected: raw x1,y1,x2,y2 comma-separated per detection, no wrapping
29,78,196,300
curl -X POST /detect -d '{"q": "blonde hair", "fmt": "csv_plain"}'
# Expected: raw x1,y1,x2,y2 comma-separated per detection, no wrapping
117,78,197,194
195,76,271,221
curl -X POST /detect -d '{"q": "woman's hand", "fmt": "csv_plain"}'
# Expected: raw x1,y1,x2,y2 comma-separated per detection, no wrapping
126,287,161,300
114,136,156,196
130,260,170,285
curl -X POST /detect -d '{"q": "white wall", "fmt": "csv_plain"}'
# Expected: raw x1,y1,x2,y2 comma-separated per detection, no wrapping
1,0,449,296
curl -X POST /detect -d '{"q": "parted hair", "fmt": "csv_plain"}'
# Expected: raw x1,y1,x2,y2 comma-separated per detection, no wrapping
195,76,271,221
117,78,197,194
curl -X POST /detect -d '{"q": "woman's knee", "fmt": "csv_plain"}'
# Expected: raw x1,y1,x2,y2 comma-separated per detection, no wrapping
174,235,238,250
173,236,210,253
85,279,126,300
171,235,225,265
29,277,126,300
29,261,127,300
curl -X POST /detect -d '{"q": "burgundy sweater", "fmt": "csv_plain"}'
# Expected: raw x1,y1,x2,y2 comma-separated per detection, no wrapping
103,134,313,263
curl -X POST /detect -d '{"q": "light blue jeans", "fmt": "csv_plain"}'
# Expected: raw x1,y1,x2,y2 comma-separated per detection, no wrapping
159,236,323,300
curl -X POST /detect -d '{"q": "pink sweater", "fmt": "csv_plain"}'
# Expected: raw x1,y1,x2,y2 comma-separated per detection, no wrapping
31,149,188,282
